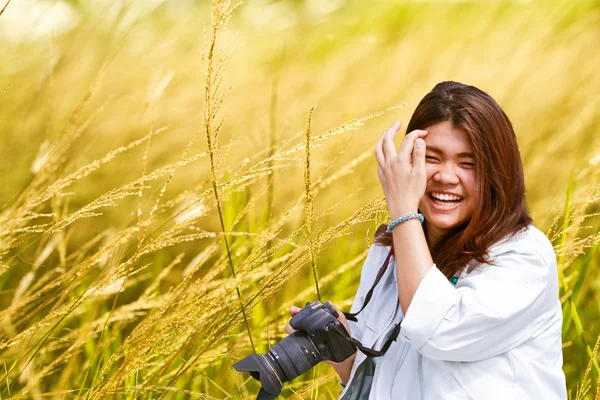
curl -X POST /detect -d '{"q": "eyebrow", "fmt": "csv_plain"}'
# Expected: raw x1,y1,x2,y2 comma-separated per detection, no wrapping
426,145,474,158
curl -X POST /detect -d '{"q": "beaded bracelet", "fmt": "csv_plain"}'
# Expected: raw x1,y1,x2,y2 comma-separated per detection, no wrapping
386,213,424,232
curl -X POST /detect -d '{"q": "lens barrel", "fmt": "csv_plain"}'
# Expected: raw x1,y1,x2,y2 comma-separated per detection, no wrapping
272,331,320,379
233,331,321,400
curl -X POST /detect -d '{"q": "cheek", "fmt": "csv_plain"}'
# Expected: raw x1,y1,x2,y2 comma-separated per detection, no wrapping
425,165,437,182
461,172,478,196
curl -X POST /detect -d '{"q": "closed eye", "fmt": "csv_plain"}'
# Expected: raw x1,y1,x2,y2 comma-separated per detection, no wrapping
425,156,439,162
461,162,475,168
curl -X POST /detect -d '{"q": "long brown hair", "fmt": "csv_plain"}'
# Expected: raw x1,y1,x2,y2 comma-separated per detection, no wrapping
375,81,532,278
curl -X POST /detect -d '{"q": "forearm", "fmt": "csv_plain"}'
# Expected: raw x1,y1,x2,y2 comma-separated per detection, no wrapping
390,217,434,315
326,352,356,385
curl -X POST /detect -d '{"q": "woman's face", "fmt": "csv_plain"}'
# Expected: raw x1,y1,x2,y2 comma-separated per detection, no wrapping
418,120,478,245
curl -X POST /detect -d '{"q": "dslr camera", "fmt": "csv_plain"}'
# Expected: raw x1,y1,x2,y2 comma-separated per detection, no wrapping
235,248,400,399
234,301,356,400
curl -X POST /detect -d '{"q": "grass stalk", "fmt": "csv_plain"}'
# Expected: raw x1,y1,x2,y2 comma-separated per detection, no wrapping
265,48,285,262
192,368,233,399
304,106,321,301
136,121,154,248
81,279,129,400
4,363,9,397
557,174,600,376
575,334,600,400
203,0,255,353
563,228,600,333
596,370,600,400
0,0,12,17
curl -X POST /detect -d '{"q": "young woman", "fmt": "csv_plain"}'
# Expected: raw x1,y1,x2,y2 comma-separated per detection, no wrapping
287,81,567,399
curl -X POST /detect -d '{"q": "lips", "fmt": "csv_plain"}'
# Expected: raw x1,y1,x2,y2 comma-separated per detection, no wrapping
430,192,463,201
428,192,463,209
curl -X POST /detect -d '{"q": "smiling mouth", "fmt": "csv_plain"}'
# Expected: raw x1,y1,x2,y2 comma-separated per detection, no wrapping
429,192,463,208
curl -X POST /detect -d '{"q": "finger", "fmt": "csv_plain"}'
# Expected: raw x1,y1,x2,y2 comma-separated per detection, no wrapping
326,302,346,322
382,131,397,161
289,306,301,316
284,323,295,335
375,141,385,167
399,129,428,156
375,127,390,165
412,138,426,176
377,165,385,183
382,121,401,159
399,129,428,158
328,303,351,335
333,306,346,322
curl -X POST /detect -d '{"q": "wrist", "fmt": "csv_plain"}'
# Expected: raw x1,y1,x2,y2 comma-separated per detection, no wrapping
389,207,419,221
387,212,424,232
387,200,419,219
332,352,356,386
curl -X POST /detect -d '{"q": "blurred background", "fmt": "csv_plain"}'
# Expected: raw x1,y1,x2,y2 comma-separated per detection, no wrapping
0,0,599,398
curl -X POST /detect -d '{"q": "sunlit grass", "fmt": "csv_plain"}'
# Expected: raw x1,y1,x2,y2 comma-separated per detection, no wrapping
0,0,599,398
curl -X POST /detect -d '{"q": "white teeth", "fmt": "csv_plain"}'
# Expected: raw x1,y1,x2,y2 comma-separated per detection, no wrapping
431,192,462,201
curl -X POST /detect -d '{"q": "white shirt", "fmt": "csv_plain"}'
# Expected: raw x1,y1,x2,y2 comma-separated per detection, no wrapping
340,224,567,399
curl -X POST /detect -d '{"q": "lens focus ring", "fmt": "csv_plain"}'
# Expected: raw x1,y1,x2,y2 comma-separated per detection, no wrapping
271,332,320,381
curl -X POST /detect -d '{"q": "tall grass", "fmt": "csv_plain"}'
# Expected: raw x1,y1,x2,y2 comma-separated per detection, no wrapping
0,0,599,398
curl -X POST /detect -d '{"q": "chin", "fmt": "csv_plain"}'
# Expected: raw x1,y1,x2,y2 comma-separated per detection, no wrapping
427,217,463,230
428,221,463,231
419,208,470,231
419,200,472,232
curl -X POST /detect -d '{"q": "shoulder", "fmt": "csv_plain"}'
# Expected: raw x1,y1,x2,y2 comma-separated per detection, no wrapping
487,224,556,270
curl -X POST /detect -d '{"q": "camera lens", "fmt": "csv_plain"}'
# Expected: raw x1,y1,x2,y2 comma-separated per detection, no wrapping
233,331,321,400
271,331,321,379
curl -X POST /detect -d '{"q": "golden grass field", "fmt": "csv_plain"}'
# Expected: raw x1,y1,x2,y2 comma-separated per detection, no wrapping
0,0,599,398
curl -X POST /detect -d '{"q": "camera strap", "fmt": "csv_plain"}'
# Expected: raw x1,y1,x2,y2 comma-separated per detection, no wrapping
334,321,402,358
339,248,402,358
343,248,394,323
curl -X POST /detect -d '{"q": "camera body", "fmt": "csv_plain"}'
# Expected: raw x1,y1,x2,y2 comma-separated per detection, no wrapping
233,301,358,400
289,301,357,363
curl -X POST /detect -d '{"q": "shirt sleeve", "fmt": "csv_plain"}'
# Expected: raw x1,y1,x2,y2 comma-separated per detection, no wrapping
399,242,557,362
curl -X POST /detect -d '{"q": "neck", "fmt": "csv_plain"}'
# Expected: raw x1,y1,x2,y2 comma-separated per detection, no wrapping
425,223,446,249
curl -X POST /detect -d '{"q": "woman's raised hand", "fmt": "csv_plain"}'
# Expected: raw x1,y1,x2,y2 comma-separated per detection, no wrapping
374,121,428,219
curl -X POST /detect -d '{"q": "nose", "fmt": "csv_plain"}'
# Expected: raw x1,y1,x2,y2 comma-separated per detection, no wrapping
432,164,460,185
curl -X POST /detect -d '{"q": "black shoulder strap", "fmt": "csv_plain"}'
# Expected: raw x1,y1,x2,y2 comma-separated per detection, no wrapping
343,248,394,322
332,320,402,358
337,247,402,358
